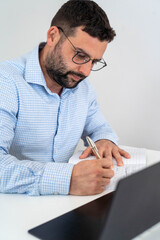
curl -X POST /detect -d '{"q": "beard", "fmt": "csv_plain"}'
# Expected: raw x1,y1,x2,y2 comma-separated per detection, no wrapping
44,43,87,89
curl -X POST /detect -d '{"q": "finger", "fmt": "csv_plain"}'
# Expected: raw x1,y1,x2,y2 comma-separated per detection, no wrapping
103,148,112,160
95,186,106,195
101,158,113,169
79,147,92,159
97,145,112,159
112,149,124,166
119,148,131,159
101,177,111,186
102,168,114,178
102,149,113,168
93,180,110,195
95,147,103,158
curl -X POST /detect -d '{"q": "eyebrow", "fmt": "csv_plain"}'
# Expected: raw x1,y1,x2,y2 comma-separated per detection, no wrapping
75,47,102,62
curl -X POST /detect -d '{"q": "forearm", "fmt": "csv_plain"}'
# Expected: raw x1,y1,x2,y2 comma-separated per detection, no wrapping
0,152,74,196
82,120,119,147
81,87,119,146
89,123,119,145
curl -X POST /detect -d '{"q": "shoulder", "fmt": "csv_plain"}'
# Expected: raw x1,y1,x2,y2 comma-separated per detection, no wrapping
0,53,29,82
0,53,31,101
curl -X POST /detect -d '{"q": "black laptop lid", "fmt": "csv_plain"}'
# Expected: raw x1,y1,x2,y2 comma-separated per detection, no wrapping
28,162,160,240
100,161,160,240
28,192,114,240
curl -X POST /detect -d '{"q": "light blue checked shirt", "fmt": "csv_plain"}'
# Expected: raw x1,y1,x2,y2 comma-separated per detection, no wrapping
0,43,118,196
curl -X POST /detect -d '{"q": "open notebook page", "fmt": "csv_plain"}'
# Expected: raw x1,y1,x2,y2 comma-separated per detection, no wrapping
69,146,147,191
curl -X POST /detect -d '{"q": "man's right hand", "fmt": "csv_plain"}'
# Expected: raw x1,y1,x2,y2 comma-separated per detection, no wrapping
69,158,114,195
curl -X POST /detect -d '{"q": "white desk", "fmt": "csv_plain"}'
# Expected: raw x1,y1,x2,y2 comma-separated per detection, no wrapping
0,148,160,240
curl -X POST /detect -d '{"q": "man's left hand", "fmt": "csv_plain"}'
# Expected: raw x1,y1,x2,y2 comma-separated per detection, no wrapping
79,139,131,166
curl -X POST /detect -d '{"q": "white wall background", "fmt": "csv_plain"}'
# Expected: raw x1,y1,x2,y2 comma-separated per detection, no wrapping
1,0,160,150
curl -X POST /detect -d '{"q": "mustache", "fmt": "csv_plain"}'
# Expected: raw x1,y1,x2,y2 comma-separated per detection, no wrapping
67,71,87,80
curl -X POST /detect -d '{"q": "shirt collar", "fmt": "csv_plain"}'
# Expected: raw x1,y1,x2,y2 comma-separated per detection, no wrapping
24,43,46,86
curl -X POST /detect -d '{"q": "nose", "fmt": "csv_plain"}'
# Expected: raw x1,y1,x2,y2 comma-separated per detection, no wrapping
77,61,92,77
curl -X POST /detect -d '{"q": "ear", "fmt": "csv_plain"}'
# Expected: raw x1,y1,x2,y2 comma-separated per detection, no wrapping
46,26,61,47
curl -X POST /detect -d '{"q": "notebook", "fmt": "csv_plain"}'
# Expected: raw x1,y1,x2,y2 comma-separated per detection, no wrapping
28,161,160,240
69,146,147,191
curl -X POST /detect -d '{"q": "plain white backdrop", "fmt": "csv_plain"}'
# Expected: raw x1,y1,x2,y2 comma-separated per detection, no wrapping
1,0,160,150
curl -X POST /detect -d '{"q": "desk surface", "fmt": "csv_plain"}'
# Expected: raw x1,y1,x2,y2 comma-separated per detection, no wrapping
0,147,160,240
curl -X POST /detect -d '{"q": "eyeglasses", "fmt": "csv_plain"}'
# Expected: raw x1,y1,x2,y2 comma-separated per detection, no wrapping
57,27,107,71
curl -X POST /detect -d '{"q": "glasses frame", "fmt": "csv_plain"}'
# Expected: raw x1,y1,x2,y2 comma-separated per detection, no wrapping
57,26,107,71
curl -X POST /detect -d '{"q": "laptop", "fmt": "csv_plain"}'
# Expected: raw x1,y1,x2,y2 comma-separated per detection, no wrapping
28,162,160,240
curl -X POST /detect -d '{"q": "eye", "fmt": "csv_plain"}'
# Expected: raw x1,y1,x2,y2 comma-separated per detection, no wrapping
77,52,87,59
74,52,90,64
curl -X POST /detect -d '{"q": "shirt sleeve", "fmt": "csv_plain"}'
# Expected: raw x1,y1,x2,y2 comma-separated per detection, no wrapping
81,83,119,146
0,75,74,196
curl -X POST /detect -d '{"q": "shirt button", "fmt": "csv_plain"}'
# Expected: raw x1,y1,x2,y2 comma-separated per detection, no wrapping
55,149,58,154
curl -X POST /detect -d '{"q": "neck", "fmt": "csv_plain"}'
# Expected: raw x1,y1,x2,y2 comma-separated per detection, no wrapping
39,45,63,96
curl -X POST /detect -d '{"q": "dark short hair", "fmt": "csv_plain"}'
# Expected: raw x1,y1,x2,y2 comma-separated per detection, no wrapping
50,0,116,42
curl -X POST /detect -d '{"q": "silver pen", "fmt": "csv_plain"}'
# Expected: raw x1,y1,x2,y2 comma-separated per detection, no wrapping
86,136,101,159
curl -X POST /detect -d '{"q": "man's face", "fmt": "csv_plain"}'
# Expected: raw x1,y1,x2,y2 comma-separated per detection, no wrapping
44,27,108,89
44,40,86,89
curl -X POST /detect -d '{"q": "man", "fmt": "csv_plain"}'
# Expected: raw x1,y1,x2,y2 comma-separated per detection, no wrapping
0,0,130,196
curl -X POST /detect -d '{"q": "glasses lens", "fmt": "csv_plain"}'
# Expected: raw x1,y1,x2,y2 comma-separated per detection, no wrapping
73,52,90,64
91,61,106,71
73,52,107,71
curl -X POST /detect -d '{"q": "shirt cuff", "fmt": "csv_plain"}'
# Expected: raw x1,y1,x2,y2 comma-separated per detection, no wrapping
92,134,119,146
85,133,119,147
39,162,74,195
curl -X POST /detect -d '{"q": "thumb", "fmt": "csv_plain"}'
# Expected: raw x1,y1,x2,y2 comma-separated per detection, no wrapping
79,147,92,159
